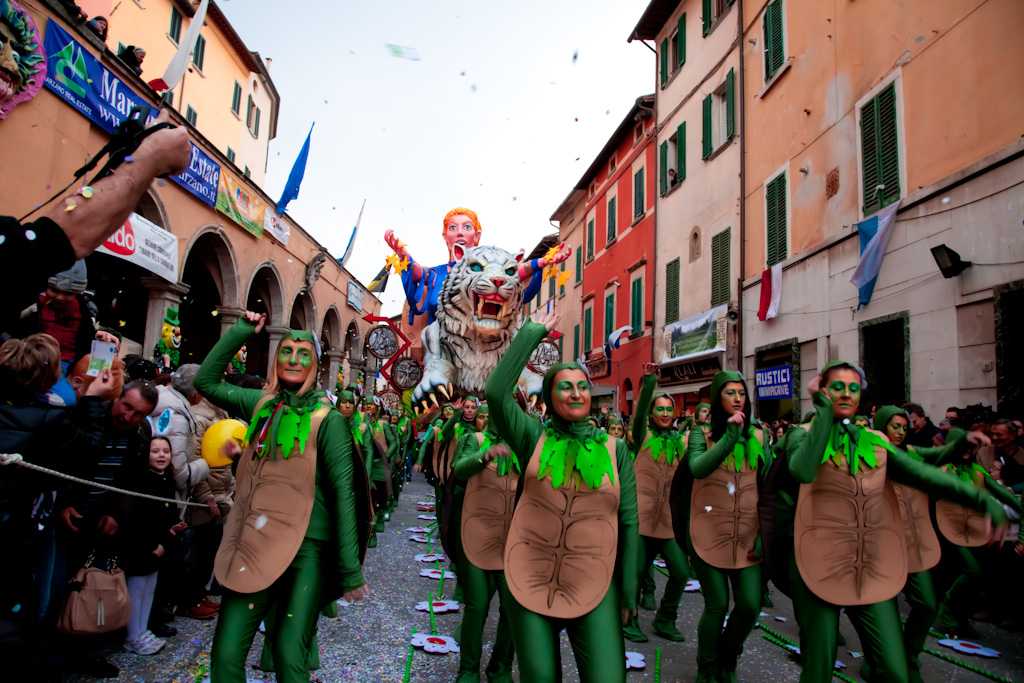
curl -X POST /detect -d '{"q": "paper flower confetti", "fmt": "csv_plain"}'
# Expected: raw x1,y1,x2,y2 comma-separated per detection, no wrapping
416,502,436,511
684,579,702,593
625,651,646,670
406,526,431,534
937,639,1000,658
418,514,437,521
420,568,456,581
653,558,667,569
409,535,431,544
411,632,459,655
415,600,460,614
415,553,447,563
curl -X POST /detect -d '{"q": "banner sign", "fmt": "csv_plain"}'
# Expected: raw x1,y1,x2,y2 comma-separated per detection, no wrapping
171,143,220,207
215,170,266,237
662,305,727,363
97,213,179,282
263,209,291,245
44,21,154,134
756,364,793,400
346,281,364,313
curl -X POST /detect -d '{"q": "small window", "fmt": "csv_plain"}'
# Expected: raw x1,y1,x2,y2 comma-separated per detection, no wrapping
659,122,686,195
689,227,702,263
253,108,261,138
702,69,736,159
185,105,197,126
665,259,681,324
604,290,616,339
161,90,173,107
763,0,785,82
226,147,236,163
860,82,901,214
243,166,251,179
765,171,788,266
575,249,583,283
710,228,731,306
703,0,735,36
192,34,206,71
630,276,644,335
586,219,595,261
169,7,182,43
606,197,617,244
231,82,242,115
633,168,645,220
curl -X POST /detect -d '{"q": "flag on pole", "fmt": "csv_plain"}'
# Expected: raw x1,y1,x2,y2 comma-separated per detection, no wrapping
604,324,632,362
148,0,210,93
850,203,901,309
276,123,315,214
338,199,366,268
757,262,783,321
367,263,391,293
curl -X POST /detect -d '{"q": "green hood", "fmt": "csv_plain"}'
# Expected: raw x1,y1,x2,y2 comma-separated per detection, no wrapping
541,361,590,423
819,360,868,389
710,370,745,402
873,405,908,432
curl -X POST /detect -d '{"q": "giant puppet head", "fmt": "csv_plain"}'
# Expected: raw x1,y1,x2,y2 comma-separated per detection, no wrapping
268,330,319,394
442,207,482,262
161,307,182,351
0,0,45,120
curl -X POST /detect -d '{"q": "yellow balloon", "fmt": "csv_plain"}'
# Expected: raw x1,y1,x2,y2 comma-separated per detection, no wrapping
201,419,247,468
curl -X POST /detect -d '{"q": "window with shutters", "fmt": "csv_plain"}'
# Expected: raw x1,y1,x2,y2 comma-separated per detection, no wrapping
575,249,583,283
633,168,645,220
659,38,669,88
630,275,644,335
161,90,173,107
559,262,566,298
586,219,595,262
231,82,242,116
703,0,735,37
661,124,686,196
583,306,593,353
169,7,182,44
573,324,580,360
702,69,736,159
243,166,251,179
547,276,556,302
859,82,901,215
226,147,236,164
606,196,617,244
192,34,206,71
763,0,786,82
185,105,197,126
711,228,731,306
765,171,788,266
604,290,616,339
665,259,681,324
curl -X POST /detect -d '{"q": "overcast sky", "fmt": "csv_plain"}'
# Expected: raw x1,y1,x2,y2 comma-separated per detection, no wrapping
219,0,654,316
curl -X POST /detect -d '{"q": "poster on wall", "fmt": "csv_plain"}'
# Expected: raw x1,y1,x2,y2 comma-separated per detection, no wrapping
661,305,727,363
755,364,793,400
97,212,179,282
346,281,364,313
171,143,220,207
215,170,266,237
263,208,291,245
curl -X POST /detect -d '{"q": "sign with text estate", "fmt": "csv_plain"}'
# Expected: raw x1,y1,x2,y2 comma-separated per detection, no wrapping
171,143,220,207
755,364,793,400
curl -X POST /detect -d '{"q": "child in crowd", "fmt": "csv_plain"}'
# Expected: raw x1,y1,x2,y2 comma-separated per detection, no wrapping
119,436,186,655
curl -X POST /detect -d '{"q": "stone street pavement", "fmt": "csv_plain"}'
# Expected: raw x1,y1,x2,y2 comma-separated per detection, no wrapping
79,479,1022,682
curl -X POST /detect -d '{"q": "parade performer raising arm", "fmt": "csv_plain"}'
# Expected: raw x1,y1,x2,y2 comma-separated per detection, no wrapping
194,311,371,683
485,309,639,683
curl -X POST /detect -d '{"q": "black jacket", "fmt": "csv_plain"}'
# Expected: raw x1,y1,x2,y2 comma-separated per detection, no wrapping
117,466,179,576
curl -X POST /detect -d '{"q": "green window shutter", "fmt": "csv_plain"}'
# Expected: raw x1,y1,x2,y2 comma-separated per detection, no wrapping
665,258,680,324
169,7,182,43
702,94,713,159
631,278,643,334
559,262,566,297
677,13,686,68
726,68,736,140
660,38,669,87
584,308,592,352
604,292,615,338
226,147,235,163
231,82,242,114
575,249,583,282
659,141,669,196
860,83,900,214
766,173,788,266
162,90,173,107
607,197,617,243
711,228,731,306
633,168,645,218
548,276,556,300
573,324,580,359
764,0,785,81
586,219,595,260
676,122,686,181
193,34,206,70
702,0,712,36
185,106,197,126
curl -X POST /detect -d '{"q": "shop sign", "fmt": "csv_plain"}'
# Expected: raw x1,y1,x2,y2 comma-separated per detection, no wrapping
171,143,220,207
97,212,178,282
756,364,793,400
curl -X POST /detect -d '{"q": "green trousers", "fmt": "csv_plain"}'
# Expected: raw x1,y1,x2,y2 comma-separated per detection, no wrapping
258,600,340,672
933,538,982,632
789,557,908,683
456,566,515,681
500,580,626,683
211,538,325,683
691,553,762,676
900,571,936,683
641,536,690,624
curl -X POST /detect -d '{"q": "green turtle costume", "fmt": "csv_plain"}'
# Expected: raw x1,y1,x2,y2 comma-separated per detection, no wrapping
194,319,371,683
450,404,517,683
623,371,691,644
357,397,396,533
785,361,1008,683
485,320,639,683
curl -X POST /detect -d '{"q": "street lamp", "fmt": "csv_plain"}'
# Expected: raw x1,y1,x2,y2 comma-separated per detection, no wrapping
930,244,972,279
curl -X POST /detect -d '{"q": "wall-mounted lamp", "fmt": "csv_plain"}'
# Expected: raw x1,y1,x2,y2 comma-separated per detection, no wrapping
930,244,972,279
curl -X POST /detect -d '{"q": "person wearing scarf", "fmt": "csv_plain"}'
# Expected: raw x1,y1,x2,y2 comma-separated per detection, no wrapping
450,403,517,682
786,361,1008,683
622,365,691,644
194,312,371,683
485,310,639,683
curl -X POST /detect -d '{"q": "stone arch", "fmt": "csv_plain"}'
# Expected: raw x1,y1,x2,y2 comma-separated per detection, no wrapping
179,229,241,364
289,290,316,332
244,262,286,327
181,227,241,307
345,320,362,363
136,188,170,230
320,305,342,351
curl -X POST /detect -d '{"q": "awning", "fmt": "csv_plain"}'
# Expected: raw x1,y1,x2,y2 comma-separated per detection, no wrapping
590,384,616,398
659,381,711,396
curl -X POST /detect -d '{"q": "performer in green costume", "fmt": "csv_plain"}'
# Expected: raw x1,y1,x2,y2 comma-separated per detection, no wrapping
685,370,769,683
359,397,395,532
195,312,370,683
437,397,483,605
622,366,690,643
485,310,639,683
786,361,1008,683
451,403,516,683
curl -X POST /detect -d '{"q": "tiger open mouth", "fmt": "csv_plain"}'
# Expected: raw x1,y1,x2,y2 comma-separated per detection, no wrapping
472,293,509,329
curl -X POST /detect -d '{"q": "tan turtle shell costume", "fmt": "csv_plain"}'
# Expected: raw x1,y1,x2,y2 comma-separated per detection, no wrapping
634,439,679,539
935,466,991,547
891,482,941,572
504,434,621,619
215,399,332,594
689,438,761,570
461,432,519,570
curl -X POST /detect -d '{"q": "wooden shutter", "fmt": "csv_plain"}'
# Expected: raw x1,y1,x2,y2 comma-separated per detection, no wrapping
607,197,617,243
169,7,182,43
659,141,669,196
726,68,736,140
586,219,595,260
575,248,583,282
711,228,731,305
193,34,206,70
676,122,686,181
665,258,680,324
604,292,615,338
677,13,686,68
766,173,787,266
702,94,713,159
232,82,242,114
631,278,643,334
584,308,592,352
634,168,645,218
559,262,566,297
573,324,580,359
548,276,556,301
660,39,669,87
764,0,785,80
861,83,900,213
702,0,712,36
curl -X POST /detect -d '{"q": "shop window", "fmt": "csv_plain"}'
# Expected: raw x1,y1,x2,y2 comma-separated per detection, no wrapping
996,282,1024,416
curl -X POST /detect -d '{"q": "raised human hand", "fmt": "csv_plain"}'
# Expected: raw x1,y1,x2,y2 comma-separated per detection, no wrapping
483,443,510,464
343,583,370,603
243,310,267,334
728,411,746,427
530,309,560,333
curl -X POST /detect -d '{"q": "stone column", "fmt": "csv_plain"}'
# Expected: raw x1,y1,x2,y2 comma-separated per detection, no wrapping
265,326,289,379
142,277,189,359
323,349,345,391
218,306,244,335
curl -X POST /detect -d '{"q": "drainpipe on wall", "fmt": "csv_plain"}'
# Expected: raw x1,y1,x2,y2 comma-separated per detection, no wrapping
736,0,747,382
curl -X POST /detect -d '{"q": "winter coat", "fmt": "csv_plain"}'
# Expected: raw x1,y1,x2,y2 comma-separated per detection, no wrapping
117,466,179,576
187,465,235,526
150,385,209,502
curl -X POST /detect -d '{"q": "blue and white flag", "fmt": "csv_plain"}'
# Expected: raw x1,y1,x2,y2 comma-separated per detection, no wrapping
850,203,900,309
276,123,314,214
338,199,366,268
603,324,633,362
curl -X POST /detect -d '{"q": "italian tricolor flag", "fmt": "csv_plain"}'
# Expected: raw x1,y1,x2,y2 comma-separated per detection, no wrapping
757,262,782,321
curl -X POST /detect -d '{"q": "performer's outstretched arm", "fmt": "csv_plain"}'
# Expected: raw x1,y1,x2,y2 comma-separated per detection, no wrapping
631,372,657,452
485,320,548,470
194,316,264,418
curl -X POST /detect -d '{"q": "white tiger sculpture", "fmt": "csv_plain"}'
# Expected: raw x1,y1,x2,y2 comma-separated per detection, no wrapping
413,244,529,402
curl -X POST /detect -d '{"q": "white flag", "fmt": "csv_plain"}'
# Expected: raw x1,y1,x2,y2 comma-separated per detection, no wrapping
150,0,211,93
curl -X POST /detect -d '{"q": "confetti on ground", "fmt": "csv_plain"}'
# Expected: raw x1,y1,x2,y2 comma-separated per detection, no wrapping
411,632,459,655
406,526,431,533
409,535,431,544
419,568,456,581
418,514,436,521
415,553,446,563
625,651,646,670
773,616,787,623
684,579,701,592
415,600,460,614
938,639,1001,658
653,558,667,569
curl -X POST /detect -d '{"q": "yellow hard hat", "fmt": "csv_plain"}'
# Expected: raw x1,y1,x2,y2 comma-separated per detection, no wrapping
201,419,247,468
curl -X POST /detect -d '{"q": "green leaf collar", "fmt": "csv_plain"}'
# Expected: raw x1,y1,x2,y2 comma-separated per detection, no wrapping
646,431,683,465
244,390,326,460
538,427,616,490
820,422,891,475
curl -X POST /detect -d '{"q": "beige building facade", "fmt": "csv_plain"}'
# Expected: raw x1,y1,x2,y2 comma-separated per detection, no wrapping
550,191,586,362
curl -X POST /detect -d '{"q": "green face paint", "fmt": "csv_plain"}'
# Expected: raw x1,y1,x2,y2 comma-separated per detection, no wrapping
826,380,861,398
653,405,674,415
278,344,314,368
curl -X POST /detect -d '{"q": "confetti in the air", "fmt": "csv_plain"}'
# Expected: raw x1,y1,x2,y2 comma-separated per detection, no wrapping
386,44,421,61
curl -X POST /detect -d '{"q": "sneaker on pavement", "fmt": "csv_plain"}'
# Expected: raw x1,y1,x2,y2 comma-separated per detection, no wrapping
125,636,163,656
